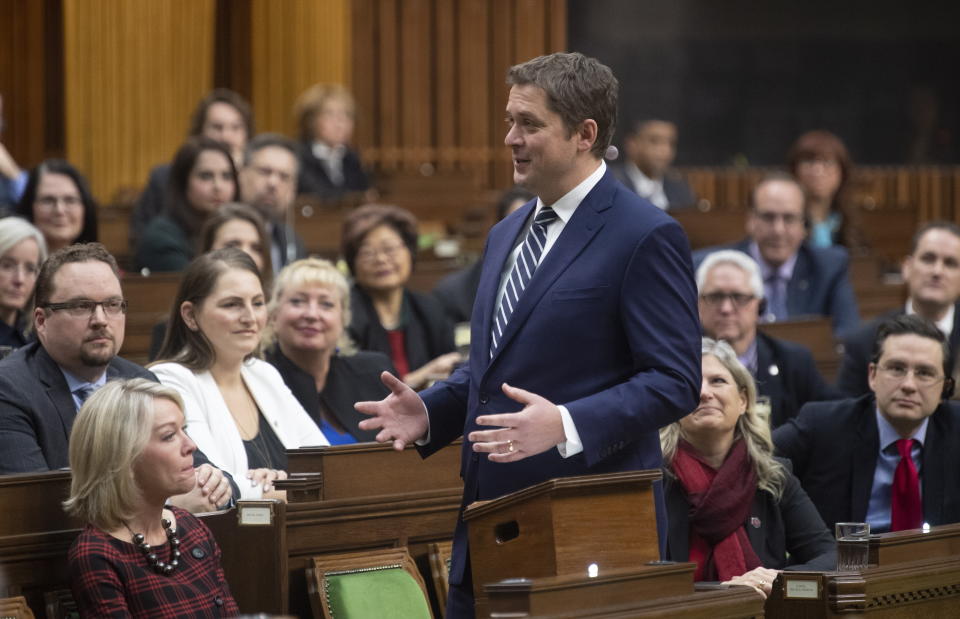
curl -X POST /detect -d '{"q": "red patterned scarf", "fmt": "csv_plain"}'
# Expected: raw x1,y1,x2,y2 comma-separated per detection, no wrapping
672,438,762,581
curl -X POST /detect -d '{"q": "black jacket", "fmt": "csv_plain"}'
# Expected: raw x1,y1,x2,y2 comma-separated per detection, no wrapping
347,286,455,375
755,331,838,428
264,345,394,442
773,394,960,532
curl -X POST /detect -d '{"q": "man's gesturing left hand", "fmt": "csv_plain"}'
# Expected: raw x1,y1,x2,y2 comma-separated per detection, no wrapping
468,383,566,462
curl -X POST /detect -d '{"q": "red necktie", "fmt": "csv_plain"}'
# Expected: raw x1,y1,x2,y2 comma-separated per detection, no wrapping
890,438,923,531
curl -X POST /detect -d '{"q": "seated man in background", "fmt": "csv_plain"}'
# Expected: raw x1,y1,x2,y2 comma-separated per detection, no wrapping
238,133,307,273
432,185,534,325
0,243,235,512
612,118,696,210
837,221,960,396
774,315,960,533
697,249,835,428
694,173,860,338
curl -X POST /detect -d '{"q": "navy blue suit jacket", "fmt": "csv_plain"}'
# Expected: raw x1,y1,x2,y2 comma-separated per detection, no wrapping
418,168,702,586
693,239,860,338
773,394,960,532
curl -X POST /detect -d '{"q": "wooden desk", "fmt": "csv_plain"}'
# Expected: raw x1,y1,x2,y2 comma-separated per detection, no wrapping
0,471,287,616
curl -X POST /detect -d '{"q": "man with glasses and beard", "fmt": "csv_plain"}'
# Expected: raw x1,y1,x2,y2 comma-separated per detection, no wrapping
0,243,236,513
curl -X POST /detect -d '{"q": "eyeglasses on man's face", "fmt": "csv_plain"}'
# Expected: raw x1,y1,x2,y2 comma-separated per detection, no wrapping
700,291,756,308
43,297,128,318
877,362,944,386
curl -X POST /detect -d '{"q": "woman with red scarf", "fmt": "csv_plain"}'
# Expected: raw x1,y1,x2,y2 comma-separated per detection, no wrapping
661,338,835,598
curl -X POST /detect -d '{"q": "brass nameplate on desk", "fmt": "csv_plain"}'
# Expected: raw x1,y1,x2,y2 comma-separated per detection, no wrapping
783,573,821,599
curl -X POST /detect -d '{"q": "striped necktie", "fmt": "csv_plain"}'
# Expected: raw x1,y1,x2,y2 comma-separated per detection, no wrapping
490,206,558,357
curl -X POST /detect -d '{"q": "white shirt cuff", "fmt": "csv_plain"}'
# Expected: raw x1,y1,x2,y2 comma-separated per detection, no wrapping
556,405,583,458
413,397,432,446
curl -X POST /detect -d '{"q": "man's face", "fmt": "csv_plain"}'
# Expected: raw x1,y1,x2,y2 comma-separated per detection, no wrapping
35,261,125,376
698,263,760,348
746,180,806,267
868,333,944,432
627,121,677,178
902,228,960,312
239,146,298,220
504,84,582,205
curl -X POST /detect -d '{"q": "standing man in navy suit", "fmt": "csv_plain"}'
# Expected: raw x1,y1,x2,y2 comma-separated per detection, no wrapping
357,52,701,617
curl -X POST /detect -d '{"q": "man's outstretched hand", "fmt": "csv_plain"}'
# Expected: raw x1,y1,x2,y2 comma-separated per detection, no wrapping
356,371,429,450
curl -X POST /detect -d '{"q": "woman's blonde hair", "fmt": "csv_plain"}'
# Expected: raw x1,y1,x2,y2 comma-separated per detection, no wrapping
63,378,186,531
293,83,355,143
263,257,356,355
660,338,787,499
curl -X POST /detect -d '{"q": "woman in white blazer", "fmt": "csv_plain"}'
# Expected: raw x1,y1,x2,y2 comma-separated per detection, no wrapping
152,248,328,500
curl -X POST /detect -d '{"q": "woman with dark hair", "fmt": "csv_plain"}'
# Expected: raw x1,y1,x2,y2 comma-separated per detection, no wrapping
131,88,253,246
342,204,460,390
293,83,372,201
136,137,238,272
151,248,328,500
65,378,238,617
16,159,99,253
661,338,835,598
786,130,862,250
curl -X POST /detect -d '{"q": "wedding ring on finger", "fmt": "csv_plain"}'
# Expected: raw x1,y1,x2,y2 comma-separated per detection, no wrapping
507,440,516,453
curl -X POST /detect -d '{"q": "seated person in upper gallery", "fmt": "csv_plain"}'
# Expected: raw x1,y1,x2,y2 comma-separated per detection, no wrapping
16,159,99,254
432,185,534,325
611,118,696,210
661,338,835,600
774,315,960,533
697,249,836,428
787,129,864,250
238,133,307,273
65,379,238,617
264,257,395,445
293,83,373,202
342,204,460,391
693,173,860,338
837,221,960,397
151,248,329,501
136,137,239,272
0,243,236,512
130,88,252,249
0,218,47,349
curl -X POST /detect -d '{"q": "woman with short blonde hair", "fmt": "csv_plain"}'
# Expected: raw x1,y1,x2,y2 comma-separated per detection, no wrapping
264,258,395,445
65,378,238,617
0,217,47,348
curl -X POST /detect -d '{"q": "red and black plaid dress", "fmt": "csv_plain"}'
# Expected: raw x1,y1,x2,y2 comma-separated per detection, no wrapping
68,506,238,618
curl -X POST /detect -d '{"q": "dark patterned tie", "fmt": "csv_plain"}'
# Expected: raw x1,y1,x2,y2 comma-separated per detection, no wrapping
74,385,96,410
490,206,558,357
890,438,922,531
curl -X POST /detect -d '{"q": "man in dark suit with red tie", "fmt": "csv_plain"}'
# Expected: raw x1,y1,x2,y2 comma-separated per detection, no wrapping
774,315,960,534
356,52,701,617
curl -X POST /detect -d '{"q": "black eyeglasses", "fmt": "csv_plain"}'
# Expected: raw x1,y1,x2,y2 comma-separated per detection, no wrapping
44,298,128,318
700,292,756,308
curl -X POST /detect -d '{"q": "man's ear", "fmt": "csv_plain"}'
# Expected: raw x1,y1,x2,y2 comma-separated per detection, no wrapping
33,306,46,335
180,301,198,332
577,119,598,154
867,362,878,393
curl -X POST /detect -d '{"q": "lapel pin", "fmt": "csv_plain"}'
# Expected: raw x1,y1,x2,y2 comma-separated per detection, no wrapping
768,364,779,376
751,517,761,528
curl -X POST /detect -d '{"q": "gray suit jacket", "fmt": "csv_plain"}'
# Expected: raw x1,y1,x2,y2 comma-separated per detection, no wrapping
0,341,226,482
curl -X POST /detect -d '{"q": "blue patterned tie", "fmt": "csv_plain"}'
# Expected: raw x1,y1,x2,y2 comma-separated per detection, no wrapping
490,206,558,357
74,385,96,410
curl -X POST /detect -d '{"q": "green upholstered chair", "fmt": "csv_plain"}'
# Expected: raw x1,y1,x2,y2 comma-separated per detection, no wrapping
307,547,434,619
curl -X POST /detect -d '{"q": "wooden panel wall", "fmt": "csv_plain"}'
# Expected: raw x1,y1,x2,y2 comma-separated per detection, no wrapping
248,0,350,136
0,0,64,170
351,0,567,190
62,0,216,201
